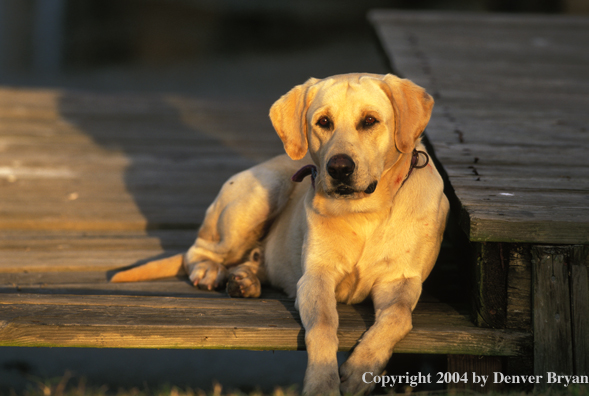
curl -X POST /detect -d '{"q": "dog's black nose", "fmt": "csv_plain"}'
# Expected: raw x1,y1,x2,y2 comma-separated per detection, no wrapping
327,154,355,180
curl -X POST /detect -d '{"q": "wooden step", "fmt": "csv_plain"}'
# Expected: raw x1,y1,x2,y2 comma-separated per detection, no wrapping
0,232,531,355
0,291,531,355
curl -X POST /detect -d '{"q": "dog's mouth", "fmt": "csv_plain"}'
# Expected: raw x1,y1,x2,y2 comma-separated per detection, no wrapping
330,181,378,197
335,185,356,196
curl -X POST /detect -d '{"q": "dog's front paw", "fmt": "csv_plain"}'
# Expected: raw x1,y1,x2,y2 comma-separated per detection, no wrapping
339,353,386,395
226,267,261,298
186,260,228,290
302,362,340,396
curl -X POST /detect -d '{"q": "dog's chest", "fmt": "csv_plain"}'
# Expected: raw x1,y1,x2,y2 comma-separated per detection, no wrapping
333,220,401,304
335,268,369,304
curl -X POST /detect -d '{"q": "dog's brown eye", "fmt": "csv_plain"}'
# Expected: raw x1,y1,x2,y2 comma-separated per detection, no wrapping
364,116,377,126
317,117,331,128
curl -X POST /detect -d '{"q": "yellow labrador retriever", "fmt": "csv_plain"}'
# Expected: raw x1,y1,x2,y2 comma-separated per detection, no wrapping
112,73,449,395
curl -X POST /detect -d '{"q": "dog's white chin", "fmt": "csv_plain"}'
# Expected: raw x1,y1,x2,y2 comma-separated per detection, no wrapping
326,191,362,199
325,188,375,200
324,180,378,199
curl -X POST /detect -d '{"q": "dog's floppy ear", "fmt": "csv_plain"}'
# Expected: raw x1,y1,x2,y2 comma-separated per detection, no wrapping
269,78,319,160
381,74,434,153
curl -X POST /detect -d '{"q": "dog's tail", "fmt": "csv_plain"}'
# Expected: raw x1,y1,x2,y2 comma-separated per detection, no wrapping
110,253,185,283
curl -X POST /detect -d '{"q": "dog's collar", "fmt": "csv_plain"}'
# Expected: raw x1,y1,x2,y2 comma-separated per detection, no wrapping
291,164,317,188
403,149,430,186
290,149,429,190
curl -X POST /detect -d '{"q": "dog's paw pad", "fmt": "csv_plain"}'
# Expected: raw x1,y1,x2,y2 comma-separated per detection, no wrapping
226,274,243,297
226,272,261,298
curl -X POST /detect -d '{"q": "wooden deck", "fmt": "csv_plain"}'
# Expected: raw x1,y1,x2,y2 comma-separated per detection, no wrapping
370,11,589,379
0,88,530,356
370,11,589,245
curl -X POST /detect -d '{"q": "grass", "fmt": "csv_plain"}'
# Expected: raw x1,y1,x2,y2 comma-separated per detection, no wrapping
6,373,589,396
7,372,300,396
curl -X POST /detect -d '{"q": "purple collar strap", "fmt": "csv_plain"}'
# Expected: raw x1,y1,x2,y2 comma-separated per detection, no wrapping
291,149,429,190
291,164,317,189
403,149,429,185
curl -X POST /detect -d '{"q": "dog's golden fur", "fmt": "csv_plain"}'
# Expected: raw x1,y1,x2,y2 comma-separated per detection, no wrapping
111,73,449,395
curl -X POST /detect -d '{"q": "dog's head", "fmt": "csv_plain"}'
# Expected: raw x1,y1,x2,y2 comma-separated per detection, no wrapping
270,73,433,199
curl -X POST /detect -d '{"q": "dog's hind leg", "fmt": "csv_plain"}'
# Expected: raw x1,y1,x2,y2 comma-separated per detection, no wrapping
185,154,307,291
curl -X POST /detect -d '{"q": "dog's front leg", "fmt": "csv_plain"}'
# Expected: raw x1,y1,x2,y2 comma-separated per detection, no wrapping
339,277,422,395
297,272,340,396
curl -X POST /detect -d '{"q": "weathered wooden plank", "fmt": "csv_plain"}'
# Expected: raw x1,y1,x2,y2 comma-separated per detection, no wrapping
0,293,531,355
428,129,589,155
506,244,532,331
0,214,197,232
444,165,589,184
0,293,449,315
461,207,589,244
0,280,229,298
0,230,196,251
453,189,589,211
532,246,574,377
1,184,228,199
440,177,589,192
455,129,586,147
0,293,286,310
0,320,530,355
437,142,589,167
0,251,184,273
570,246,589,375
471,242,507,328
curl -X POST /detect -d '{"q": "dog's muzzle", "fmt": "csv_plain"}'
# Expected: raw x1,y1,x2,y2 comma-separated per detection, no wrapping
291,155,378,196
326,154,379,196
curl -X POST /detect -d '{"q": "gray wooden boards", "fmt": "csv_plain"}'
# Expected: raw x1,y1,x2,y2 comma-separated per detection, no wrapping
0,292,530,354
369,11,589,244
0,89,283,231
533,245,589,378
0,232,531,354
